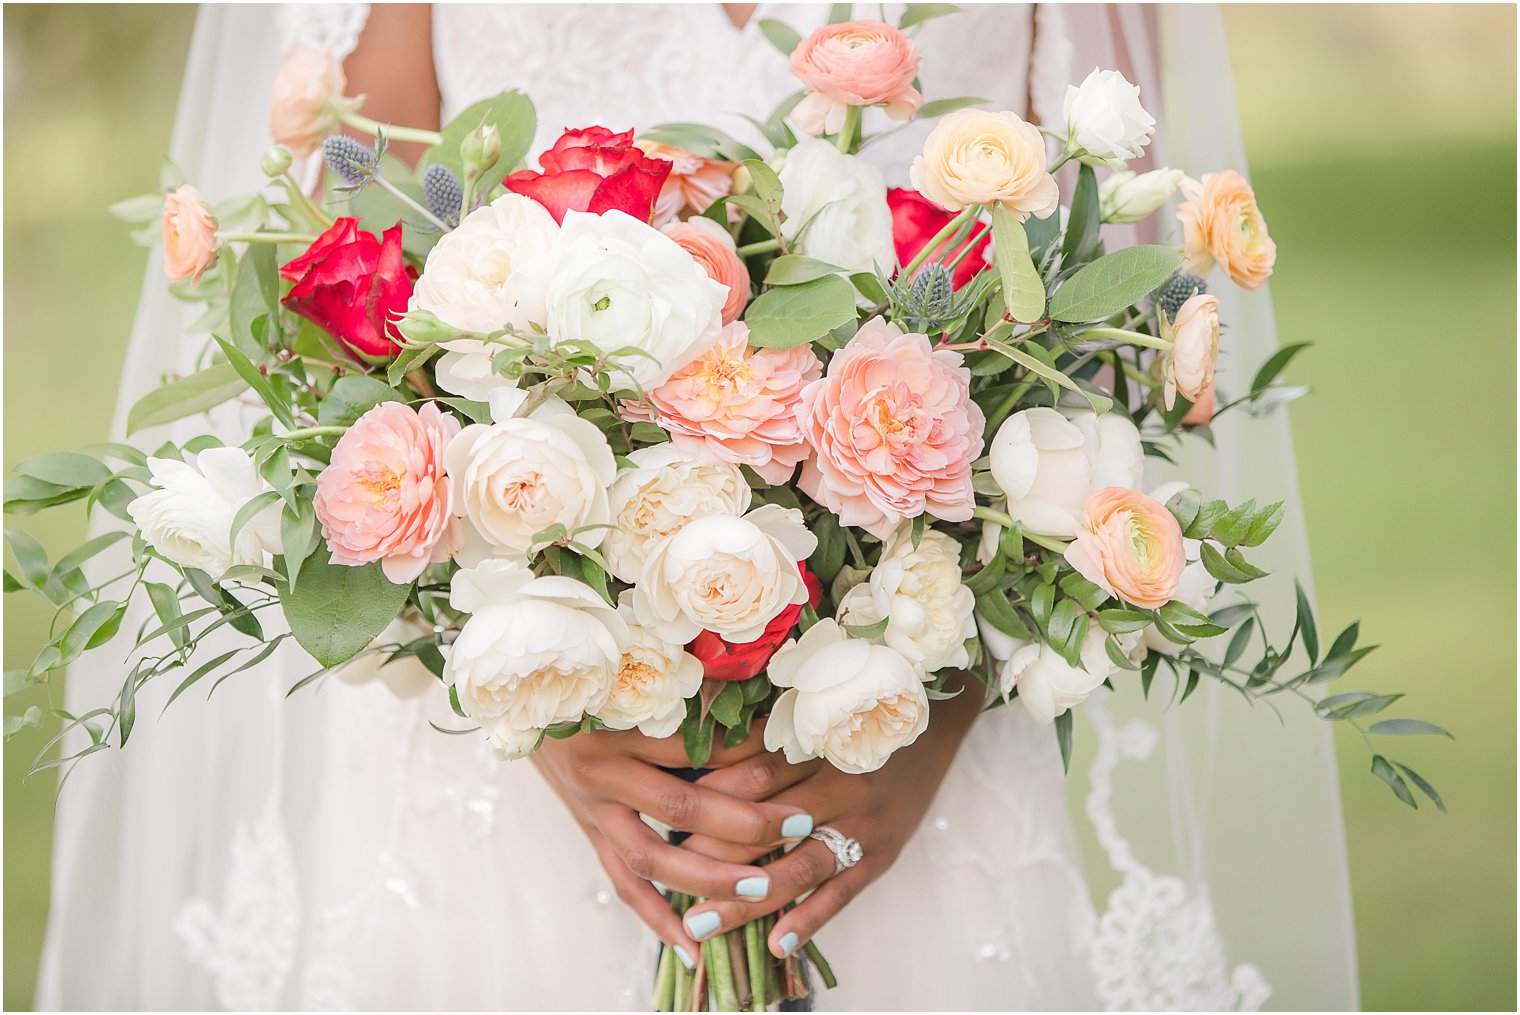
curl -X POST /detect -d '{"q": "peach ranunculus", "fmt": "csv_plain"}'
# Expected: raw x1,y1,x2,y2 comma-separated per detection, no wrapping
1162,293,1220,410
1064,487,1185,610
909,109,1059,220
269,46,358,158
796,319,984,539
660,217,749,325
1182,381,1217,426
314,401,462,584
789,20,923,136
1177,170,1277,290
639,141,738,226
640,321,822,483
161,185,219,284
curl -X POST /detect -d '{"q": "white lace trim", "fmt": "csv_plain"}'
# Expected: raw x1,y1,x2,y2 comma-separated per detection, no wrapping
277,3,370,60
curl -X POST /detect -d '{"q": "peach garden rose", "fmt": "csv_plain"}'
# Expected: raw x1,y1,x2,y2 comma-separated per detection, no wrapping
1064,487,1186,610
1163,292,1221,410
640,141,737,226
161,185,218,284
1177,169,1277,289
789,20,923,136
268,46,358,158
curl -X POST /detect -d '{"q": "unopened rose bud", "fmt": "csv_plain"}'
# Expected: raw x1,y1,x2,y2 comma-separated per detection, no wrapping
395,308,462,347
461,123,502,179
260,145,294,178
1099,167,1184,224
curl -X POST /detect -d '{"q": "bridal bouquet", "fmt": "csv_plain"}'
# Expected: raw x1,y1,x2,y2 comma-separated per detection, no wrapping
5,8,1446,1011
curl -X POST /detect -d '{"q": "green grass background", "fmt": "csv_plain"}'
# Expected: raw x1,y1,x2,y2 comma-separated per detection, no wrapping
3,5,1514,1010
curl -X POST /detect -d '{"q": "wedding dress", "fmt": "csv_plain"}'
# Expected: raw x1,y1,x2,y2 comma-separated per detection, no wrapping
36,5,1358,1011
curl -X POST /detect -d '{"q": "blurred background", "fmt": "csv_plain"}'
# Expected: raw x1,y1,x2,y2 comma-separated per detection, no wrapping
3,4,1514,1010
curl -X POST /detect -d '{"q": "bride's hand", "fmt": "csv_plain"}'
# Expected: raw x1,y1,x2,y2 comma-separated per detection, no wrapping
673,672,985,958
530,726,818,959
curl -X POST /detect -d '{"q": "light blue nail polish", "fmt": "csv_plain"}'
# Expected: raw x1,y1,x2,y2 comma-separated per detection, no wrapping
685,910,721,941
781,814,813,838
778,932,799,957
736,876,770,899
674,945,695,970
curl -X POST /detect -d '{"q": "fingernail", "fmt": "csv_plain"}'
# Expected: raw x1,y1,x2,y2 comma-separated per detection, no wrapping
685,910,721,941
674,945,695,970
735,876,770,899
778,932,799,957
781,814,813,838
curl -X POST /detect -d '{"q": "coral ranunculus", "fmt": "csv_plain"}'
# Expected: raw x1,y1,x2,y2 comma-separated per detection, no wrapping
505,126,672,224
661,217,749,325
161,185,219,284
639,141,737,226
796,319,984,538
314,401,462,583
688,566,822,681
281,218,414,358
789,20,923,136
887,187,989,289
1064,487,1186,610
1177,169,1276,290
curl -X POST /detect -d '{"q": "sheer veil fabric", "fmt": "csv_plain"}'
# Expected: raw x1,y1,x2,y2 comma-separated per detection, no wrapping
36,4,1356,1010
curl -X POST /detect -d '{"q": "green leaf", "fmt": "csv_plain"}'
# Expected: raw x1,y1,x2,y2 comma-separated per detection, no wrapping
1097,608,1150,634
827,3,853,23
975,587,1027,639
1059,572,1108,611
1164,487,1202,532
437,397,492,424
709,682,744,728
422,89,536,177
126,363,249,435
1053,709,1073,774
1368,718,1454,739
682,698,717,768
1184,498,1228,540
1059,163,1102,266
1294,581,1319,664
764,255,845,286
1325,620,1360,660
757,18,803,55
280,497,319,589
843,616,890,639
281,546,411,667
12,452,110,489
1025,209,1061,264
1047,599,1088,668
1208,498,1258,547
1049,244,1184,323
229,243,279,357
1241,501,1286,547
3,528,50,589
213,336,296,430
1319,692,1402,720
899,3,964,29
144,581,189,650
1200,542,1270,584
744,274,858,349
809,512,846,584
850,272,889,305
990,206,1046,323
316,375,403,428
915,96,987,119
51,531,129,580
1394,763,1447,813
1250,342,1311,394
638,123,762,164
1371,754,1417,808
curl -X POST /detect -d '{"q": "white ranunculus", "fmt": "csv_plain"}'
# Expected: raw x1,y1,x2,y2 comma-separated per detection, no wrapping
988,407,1143,539
593,599,705,738
974,617,1042,699
127,447,279,576
445,558,628,732
444,388,616,561
546,209,726,390
1142,482,1218,654
764,619,929,774
487,718,543,760
632,504,817,645
1063,68,1156,169
410,193,559,333
1099,168,1184,224
434,338,518,401
1012,626,1117,725
777,140,895,277
837,526,975,674
602,444,751,582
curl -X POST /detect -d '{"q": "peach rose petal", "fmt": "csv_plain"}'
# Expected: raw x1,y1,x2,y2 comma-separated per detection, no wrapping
661,218,749,325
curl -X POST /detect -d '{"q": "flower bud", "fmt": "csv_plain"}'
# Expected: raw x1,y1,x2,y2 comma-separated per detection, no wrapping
1099,167,1184,224
395,308,464,348
461,123,502,180
260,145,294,178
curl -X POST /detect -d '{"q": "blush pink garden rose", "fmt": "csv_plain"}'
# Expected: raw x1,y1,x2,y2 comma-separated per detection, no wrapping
796,319,984,538
314,401,462,583
638,321,822,483
661,217,749,325
268,46,358,158
789,20,923,136
1177,169,1277,290
1064,487,1185,610
161,185,219,284
639,141,738,226
1162,292,1220,410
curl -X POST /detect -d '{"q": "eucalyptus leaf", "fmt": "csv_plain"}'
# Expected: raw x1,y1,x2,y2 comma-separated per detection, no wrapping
126,363,249,435
281,546,411,668
1049,244,1183,323
991,206,1045,323
745,274,858,349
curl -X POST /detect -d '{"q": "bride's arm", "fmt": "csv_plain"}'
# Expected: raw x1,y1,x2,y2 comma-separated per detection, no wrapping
341,4,441,165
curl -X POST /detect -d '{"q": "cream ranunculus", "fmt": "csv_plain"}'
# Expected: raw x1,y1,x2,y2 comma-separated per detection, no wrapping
777,140,895,276
837,526,975,673
546,209,727,390
127,447,279,577
411,193,560,335
593,598,705,738
988,407,1143,539
1011,626,1117,725
444,389,616,561
1063,68,1156,169
602,444,751,583
444,558,628,732
1099,168,1184,224
1162,293,1220,410
632,504,818,644
763,619,929,774
909,109,1059,220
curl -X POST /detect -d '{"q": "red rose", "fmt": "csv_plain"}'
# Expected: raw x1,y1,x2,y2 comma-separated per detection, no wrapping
280,218,413,358
887,187,990,290
688,567,823,682
505,126,672,224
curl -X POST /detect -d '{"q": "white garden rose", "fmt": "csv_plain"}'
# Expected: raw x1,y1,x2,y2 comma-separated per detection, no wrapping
777,140,895,277
988,407,1143,539
444,389,616,561
410,193,559,333
445,559,628,733
837,526,975,673
593,599,705,738
1009,626,1118,725
1142,483,1218,654
434,338,517,401
546,209,726,389
487,718,543,761
602,444,751,582
127,447,279,576
764,619,929,774
632,504,817,644
974,617,1041,699
1099,168,1184,224
1063,68,1155,168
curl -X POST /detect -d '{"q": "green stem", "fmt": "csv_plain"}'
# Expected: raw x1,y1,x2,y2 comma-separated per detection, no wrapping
277,425,349,442
834,104,862,154
972,506,1070,553
802,940,838,991
737,237,782,257
744,921,766,1013
706,934,740,1012
1081,326,1173,351
278,172,334,231
944,221,991,273
217,231,317,245
373,175,449,231
901,206,978,279
985,378,1037,433
654,945,677,1012
1047,148,1084,174
337,109,443,147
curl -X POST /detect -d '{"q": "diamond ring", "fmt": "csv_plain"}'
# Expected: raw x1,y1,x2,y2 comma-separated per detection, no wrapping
807,826,864,878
